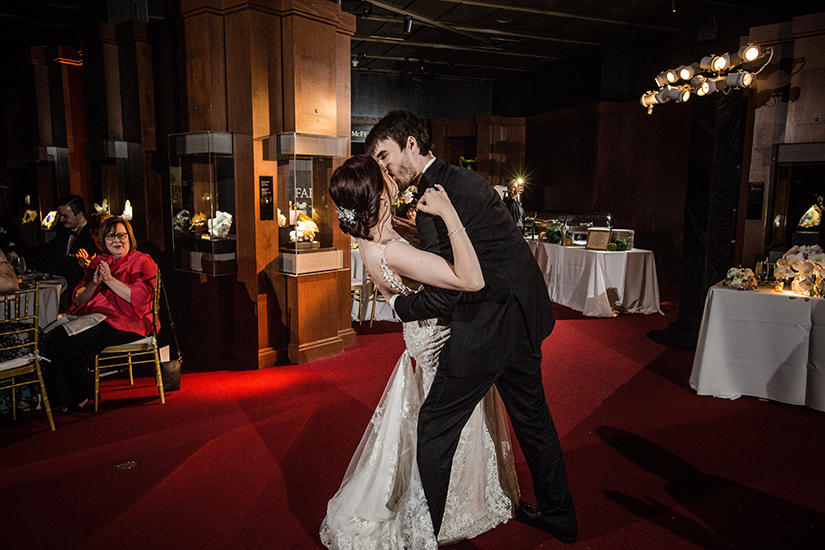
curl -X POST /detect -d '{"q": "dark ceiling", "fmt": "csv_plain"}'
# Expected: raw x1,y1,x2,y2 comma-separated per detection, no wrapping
0,1,821,82
343,0,821,81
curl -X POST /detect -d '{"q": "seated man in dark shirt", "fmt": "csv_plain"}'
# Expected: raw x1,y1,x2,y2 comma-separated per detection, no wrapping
30,195,96,295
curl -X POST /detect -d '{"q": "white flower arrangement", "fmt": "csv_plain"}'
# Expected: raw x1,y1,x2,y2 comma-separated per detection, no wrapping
724,267,757,290
774,244,825,297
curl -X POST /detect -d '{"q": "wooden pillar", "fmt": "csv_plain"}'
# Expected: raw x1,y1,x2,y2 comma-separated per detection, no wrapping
116,20,163,249
83,22,124,142
49,46,91,201
177,0,355,368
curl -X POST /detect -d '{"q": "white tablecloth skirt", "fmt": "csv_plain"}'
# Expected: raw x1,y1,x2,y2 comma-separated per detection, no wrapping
528,240,661,317
690,283,825,412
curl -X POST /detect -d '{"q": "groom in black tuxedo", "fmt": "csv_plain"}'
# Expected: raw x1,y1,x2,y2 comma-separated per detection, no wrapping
366,111,577,544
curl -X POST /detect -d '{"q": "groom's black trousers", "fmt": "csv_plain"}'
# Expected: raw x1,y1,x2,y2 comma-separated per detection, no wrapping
416,317,574,536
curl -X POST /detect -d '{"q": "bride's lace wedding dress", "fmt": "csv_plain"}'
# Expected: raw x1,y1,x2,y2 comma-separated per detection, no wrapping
320,239,519,550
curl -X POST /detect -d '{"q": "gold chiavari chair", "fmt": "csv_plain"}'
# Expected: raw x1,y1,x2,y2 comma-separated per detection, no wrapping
0,283,56,430
93,269,165,411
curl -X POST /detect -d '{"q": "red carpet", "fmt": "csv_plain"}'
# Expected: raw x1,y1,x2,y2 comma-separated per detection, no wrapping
2,300,824,549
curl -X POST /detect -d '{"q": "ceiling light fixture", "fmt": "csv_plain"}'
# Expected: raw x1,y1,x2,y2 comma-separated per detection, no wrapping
738,43,761,63
404,16,413,33
642,45,772,113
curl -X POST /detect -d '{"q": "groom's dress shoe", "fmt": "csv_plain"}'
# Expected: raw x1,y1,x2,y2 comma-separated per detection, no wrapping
516,501,577,545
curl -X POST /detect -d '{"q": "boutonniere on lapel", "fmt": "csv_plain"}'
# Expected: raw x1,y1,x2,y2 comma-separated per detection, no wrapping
393,184,418,221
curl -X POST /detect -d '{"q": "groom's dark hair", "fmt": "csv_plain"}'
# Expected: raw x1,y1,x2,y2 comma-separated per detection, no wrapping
365,110,432,158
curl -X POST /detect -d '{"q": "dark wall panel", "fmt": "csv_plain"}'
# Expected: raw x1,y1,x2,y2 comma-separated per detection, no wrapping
352,72,492,120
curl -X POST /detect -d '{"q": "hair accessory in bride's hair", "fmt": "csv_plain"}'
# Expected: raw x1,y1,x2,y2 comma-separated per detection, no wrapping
337,207,357,225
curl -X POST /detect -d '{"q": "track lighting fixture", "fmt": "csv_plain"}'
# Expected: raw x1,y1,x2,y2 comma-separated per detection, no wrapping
653,69,678,88
738,44,761,63
641,44,772,113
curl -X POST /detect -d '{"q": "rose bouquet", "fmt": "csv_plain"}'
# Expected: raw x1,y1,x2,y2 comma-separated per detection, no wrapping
724,267,757,290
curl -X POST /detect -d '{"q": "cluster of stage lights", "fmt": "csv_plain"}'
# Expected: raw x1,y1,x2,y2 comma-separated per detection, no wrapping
640,43,772,114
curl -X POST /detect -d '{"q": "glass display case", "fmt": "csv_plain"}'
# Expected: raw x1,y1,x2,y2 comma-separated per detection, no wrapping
168,132,236,276
273,133,346,274
85,140,144,219
5,146,70,245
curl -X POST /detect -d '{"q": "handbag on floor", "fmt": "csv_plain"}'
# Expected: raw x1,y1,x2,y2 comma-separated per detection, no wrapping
160,277,182,392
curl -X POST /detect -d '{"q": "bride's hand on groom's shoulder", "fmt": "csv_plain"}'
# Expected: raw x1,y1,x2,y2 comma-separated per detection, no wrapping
416,185,453,217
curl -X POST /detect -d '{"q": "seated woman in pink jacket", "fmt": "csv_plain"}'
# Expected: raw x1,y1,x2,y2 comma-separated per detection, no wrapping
45,216,158,412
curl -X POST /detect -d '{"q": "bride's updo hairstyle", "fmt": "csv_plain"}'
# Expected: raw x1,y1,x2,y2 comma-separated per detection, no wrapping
329,155,385,240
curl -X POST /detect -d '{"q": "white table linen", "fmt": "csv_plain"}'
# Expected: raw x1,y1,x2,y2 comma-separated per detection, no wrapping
350,250,399,322
689,283,825,412
0,282,62,329
527,240,662,317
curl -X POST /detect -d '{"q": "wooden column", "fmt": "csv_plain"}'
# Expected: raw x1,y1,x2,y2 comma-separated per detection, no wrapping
48,46,91,200
116,20,162,249
177,0,355,368
83,22,124,142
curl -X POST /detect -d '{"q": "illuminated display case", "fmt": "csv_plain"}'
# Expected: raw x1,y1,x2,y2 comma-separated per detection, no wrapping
85,140,144,220
6,146,70,245
168,132,236,276
272,133,346,274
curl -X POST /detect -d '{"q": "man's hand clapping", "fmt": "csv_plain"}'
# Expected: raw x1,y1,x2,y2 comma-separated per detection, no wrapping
76,248,95,269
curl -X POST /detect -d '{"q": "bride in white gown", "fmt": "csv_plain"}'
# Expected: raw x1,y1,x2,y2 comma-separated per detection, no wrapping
321,155,519,549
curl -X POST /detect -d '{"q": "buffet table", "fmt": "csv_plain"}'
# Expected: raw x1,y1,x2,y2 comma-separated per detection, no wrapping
527,240,662,317
350,250,399,322
689,283,825,412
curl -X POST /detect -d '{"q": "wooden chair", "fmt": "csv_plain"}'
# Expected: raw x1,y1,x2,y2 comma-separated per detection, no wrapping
0,284,56,430
351,278,364,324
93,269,165,411
368,286,387,327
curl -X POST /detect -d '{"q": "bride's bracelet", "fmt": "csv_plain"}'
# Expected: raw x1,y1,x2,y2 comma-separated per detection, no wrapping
447,227,466,237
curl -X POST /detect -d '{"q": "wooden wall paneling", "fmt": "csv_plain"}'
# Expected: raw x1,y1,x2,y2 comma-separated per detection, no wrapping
498,117,526,186
475,115,494,183
291,16,337,135
229,133,261,368
335,16,356,348
49,46,91,200
286,270,345,364
82,22,124,141
115,20,157,150
225,9,254,137
28,47,53,147
280,13,297,134
335,28,352,147
46,50,67,148
181,10,228,132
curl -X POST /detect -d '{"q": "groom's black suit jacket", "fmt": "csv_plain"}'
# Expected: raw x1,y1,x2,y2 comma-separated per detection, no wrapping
393,158,555,376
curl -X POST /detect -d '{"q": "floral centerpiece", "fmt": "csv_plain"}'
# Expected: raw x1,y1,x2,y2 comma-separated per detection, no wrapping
724,266,757,290
774,244,825,296
393,184,418,220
